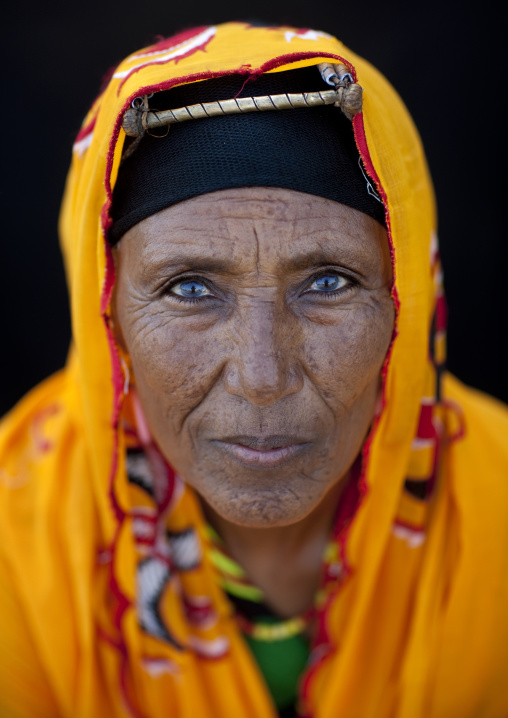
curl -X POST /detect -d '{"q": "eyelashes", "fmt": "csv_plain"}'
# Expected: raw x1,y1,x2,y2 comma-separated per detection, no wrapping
163,270,358,305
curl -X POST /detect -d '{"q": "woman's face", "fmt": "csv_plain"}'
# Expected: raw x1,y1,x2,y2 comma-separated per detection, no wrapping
114,187,394,527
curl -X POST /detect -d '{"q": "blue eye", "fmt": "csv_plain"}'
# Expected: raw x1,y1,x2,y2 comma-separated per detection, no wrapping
171,279,212,298
310,274,346,292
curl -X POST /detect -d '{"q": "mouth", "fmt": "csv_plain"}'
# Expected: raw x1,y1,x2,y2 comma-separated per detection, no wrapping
213,435,312,469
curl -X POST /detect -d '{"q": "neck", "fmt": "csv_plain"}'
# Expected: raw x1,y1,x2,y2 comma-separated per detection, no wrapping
201,477,348,617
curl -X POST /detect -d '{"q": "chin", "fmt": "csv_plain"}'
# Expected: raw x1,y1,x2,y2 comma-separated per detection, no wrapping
205,485,315,528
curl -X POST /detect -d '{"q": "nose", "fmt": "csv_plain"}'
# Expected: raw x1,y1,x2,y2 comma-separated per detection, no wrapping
223,299,303,407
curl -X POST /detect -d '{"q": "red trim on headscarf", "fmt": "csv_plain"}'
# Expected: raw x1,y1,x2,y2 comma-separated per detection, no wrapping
117,49,353,95
435,294,447,333
299,96,398,715
416,404,437,440
98,97,142,715
249,51,355,80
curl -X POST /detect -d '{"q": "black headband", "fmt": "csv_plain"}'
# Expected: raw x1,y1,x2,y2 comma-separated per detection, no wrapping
110,66,386,243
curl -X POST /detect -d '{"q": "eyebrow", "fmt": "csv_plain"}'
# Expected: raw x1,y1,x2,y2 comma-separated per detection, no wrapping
147,247,364,276
285,248,360,272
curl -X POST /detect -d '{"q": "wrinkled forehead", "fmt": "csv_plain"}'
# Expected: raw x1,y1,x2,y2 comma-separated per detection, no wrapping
115,187,391,287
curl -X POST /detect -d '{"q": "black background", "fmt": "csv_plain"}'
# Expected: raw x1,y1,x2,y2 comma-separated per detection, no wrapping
2,1,506,416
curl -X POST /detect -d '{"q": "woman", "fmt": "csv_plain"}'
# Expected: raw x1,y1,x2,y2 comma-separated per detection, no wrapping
1,21,507,718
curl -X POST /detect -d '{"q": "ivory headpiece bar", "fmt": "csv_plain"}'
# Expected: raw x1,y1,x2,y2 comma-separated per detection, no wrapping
121,63,363,139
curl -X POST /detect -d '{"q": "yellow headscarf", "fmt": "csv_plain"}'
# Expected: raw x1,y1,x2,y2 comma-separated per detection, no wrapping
1,22,508,718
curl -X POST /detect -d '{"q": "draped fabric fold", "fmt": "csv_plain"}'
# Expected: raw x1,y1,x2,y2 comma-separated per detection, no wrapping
1,22,508,718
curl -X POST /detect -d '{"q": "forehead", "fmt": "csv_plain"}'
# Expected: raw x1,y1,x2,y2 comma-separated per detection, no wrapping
119,187,388,276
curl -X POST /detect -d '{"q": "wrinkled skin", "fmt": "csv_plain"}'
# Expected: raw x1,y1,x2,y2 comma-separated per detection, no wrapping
113,187,394,612
114,186,394,524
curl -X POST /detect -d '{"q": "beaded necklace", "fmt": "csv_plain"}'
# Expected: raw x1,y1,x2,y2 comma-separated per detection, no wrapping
205,524,343,713
206,524,341,636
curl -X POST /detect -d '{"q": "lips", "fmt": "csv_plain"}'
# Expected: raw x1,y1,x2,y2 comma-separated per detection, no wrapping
213,435,311,468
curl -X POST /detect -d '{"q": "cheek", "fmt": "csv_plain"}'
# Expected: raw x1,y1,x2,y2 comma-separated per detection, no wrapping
127,316,227,426
304,301,394,408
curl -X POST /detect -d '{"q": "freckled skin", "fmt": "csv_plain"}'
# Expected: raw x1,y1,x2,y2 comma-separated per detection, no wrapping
113,187,394,614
